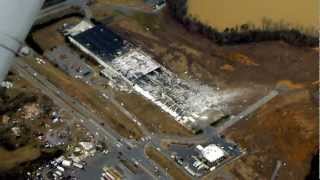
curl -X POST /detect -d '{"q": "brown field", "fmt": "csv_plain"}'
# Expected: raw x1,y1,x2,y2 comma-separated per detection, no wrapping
33,17,81,50
206,87,318,180
24,57,143,139
90,5,317,179
111,90,193,136
0,145,41,171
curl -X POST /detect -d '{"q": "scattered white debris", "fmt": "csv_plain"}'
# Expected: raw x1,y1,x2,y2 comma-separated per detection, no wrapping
57,166,65,172
74,147,81,153
65,20,94,36
62,160,72,167
73,162,84,169
18,46,30,56
54,170,63,177
79,142,94,151
11,127,21,137
1,81,13,89
55,156,65,163
52,117,60,123
36,57,46,64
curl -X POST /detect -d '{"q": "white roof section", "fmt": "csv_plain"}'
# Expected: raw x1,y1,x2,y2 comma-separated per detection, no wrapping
200,144,224,163
111,50,160,80
67,20,94,36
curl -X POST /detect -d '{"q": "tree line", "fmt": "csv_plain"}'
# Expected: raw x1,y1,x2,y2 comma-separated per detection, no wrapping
166,0,318,47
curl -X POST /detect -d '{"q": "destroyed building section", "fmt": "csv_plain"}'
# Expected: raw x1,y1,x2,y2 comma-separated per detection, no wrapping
67,22,225,130
111,50,160,81
0,72,108,179
133,68,225,127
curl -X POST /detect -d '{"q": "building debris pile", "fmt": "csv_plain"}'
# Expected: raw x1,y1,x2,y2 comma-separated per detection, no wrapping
65,21,226,130
101,166,122,180
45,140,107,179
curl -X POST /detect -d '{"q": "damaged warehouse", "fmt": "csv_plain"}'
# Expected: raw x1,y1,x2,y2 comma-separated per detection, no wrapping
65,21,225,130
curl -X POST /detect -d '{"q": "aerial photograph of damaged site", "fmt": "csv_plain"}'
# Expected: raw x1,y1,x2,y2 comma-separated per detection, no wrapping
0,0,318,180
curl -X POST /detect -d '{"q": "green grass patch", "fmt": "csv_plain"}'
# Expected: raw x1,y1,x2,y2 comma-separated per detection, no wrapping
0,144,41,171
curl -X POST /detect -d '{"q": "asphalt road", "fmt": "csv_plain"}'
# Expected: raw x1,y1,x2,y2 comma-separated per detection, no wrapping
13,58,170,180
13,48,274,179
13,56,244,179
5,1,272,178
271,160,282,180
216,90,279,133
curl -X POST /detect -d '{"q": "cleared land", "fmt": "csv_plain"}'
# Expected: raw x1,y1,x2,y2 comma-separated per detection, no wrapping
222,88,318,180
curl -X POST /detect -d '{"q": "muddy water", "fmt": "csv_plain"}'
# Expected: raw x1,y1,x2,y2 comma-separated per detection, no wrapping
188,0,318,34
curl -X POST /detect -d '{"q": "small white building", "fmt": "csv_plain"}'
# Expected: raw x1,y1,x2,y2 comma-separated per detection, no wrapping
196,144,225,163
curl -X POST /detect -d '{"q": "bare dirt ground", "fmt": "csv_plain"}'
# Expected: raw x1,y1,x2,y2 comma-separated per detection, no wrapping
208,87,318,180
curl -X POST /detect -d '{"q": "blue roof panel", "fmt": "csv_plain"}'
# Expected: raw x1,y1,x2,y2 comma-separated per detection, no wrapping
72,25,126,61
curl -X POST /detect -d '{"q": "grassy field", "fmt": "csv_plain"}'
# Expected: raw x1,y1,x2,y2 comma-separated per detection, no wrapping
24,57,143,139
0,145,41,171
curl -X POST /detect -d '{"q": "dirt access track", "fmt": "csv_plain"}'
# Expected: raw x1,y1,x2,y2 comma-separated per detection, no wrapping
90,3,318,179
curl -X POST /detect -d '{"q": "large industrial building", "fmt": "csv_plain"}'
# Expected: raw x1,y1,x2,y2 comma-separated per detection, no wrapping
65,21,225,131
